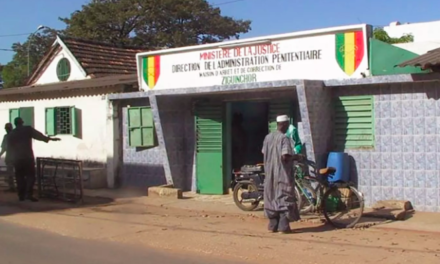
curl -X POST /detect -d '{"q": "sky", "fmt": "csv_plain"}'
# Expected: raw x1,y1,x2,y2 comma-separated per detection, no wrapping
0,0,439,64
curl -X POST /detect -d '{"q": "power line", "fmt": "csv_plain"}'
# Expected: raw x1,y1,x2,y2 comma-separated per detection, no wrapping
0,32,33,38
212,0,245,6
0,48,14,52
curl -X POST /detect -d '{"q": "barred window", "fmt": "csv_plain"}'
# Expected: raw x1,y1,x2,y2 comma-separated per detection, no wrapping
45,106,80,137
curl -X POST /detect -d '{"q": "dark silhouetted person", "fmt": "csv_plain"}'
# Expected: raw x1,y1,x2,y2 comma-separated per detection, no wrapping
0,123,15,191
8,117,60,202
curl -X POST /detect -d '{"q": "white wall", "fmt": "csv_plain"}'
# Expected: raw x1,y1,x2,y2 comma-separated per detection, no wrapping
384,20,440,42
34,48,88,85
0,95,108,165
393,41,440,55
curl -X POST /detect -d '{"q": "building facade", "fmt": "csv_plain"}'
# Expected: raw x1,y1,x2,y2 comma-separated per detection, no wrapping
0,37,141,188
109,24,371,192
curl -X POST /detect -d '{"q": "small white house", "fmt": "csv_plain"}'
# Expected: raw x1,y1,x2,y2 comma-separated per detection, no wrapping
0,36,142,188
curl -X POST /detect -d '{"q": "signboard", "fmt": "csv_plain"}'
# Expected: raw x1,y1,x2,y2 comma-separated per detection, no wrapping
137,25,370,90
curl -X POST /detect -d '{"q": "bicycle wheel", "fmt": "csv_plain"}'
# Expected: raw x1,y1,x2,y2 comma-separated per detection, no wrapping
294,186,302,211
298,183,317,214
322,185,364,228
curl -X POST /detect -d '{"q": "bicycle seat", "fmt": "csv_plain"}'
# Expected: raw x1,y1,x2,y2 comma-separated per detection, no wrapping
319,167,336,175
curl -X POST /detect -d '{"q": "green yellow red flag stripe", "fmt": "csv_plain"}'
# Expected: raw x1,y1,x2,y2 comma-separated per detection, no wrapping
142,56,161,89
335,31,364,76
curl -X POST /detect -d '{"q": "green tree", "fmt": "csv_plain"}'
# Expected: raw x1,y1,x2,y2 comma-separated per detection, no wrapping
60,0,251,48
373,27,414,44
3,0,251,88
2,28,58,88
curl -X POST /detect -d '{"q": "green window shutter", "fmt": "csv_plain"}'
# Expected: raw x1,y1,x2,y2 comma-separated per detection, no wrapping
9,109,19,126
19,107,34,127
127,107,155,147
45,108,56,136
140,107,155,147
334,95,374,149
70,107,80,137
128,107,142,147
268,100,293,132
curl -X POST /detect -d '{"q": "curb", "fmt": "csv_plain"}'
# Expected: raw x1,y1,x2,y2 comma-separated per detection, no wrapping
147,185,183,199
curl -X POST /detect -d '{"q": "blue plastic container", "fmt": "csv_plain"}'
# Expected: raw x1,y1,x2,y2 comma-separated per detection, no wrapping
326,152,350,183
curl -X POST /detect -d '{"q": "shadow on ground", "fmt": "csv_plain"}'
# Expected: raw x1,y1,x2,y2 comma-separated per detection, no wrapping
0,187,146,217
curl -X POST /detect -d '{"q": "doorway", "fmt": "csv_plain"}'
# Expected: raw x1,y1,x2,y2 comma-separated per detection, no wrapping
229,101,269,171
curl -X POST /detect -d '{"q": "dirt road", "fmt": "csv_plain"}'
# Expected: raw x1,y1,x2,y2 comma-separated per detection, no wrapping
0,218,246,264
1,197,440,264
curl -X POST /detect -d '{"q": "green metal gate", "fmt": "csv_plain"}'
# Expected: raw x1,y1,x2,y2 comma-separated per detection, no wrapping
195,102,224,194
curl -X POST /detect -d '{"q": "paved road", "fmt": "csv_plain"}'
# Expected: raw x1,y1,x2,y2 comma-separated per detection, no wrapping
0,219,245,264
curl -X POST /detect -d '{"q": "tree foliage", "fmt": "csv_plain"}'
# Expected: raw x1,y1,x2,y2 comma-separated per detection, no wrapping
2,0,251,88
373,27,414,44
2,28,58,88
60,0,251,48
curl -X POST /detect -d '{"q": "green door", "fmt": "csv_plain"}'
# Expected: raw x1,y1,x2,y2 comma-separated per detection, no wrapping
268,100,294,132
195,102,224,194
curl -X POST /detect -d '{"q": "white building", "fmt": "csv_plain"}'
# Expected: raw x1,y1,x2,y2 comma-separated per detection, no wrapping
384,20,440,54
0,36,141,188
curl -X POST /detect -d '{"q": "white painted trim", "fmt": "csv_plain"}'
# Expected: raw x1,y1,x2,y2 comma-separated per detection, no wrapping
55,36,88,78
136,24,368,57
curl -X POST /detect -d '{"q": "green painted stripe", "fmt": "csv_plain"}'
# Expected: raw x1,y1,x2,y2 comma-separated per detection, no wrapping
143,58,149,85
335,100,372,107
335,123,372,129
336,33,345,70
336,106,372,112
338,95,373,100
335,112,372,118
334,129,373,135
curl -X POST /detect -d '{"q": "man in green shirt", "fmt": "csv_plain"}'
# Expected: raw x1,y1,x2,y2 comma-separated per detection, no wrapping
285,124,302,154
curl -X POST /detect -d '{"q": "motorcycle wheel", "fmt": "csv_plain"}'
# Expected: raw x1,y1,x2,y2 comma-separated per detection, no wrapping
233,182,260,211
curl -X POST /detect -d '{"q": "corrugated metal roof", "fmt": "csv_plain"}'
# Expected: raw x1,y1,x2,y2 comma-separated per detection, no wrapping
0,74,137,96
398,47,440,69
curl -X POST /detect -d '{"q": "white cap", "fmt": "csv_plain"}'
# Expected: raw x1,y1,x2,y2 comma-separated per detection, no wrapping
276,115,289,122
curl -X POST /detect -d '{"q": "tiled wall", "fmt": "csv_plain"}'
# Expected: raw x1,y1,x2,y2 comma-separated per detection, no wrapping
120,99,167,188
297,81,333,167
156,95,194,191
334,82,440,212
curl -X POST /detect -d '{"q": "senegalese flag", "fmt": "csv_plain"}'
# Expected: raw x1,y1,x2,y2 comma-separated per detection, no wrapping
142,56,161,89
335,31,364,76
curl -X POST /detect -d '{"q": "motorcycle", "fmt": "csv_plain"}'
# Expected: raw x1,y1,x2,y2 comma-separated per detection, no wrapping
230,163,303,212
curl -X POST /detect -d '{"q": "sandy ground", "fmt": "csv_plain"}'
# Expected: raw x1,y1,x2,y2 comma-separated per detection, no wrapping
1,193,440,264
0,218,246,264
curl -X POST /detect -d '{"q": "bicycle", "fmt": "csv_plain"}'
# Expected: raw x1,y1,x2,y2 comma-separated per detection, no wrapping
294,154,365,228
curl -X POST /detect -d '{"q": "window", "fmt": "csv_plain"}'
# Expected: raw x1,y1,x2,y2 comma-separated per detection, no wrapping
45,107,80,137
334,96,374,149
9,107,34,127
128,107,156,148
56,58,71,81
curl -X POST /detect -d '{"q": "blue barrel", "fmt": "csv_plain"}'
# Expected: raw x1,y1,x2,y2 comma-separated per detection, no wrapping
326,152,350,183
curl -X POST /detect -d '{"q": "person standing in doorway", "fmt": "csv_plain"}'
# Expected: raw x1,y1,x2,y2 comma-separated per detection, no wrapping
8,117,61,202
0,123,15,191
261,115,300,234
